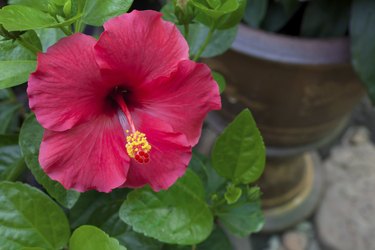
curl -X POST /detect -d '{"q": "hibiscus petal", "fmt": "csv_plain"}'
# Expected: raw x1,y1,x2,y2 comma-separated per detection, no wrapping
123,113,192,191
39,114,129,193
28,33,113,132
94,10,189,86
130,60,221,146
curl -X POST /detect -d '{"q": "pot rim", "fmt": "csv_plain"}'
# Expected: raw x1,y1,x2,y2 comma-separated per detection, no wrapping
232,24,351,65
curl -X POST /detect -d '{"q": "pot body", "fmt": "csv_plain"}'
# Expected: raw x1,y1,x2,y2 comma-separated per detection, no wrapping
204,25,365,231
205,25,365,149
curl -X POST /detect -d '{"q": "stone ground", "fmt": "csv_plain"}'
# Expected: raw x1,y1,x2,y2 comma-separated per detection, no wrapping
245,99,375,250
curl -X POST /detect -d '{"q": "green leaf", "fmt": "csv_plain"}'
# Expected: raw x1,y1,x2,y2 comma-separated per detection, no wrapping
0,135,24,181
350,0,375,103
189,152,226,199
69,190,162,250
19,114,80,208
82,0,134,26
120,170,213,245
243,0,268,28
212,71,226,93
0,181,70,250
21,247,46,250
0,30,40,88
8,0,49,12
70,225,127,250
216,195,263,237
212,109,265,184
188,23,237,58
8,0,67,11
0,61,36,88
36,28,65,51
301,0,350,37
69,190,128,229
216,0,246,29
192,0,244,29
224,184,242,205
0,5,58,31
191,0,239,20
161,2,178,23
0,102,21,133
163,225,233,250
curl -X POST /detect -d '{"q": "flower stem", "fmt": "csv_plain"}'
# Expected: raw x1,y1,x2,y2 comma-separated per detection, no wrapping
17,37,41,54
184,23,190,39
193,25,215,61
59,25,73,36
192,244,196,250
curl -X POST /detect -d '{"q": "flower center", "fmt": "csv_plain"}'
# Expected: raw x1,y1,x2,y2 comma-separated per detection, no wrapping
125,130,151,164
113,91,151,164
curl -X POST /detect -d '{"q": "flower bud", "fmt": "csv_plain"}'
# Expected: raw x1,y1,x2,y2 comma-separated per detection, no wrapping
63,0,72,17
48,3,58,16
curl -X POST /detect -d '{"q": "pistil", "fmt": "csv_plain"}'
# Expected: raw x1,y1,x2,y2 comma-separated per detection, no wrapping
113,92,151,164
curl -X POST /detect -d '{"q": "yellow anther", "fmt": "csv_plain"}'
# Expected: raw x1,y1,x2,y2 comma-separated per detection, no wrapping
125,130,151,159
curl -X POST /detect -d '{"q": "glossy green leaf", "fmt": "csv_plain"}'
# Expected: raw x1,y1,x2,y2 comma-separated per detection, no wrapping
0,181,70,250
69,190,162,250
212,71,226,93
301,0,350,37
192,0,239,19
216,195,263,237
70,225,127,250
0,135,24,181
0,5,58,31
82,0,134,26
224,184,242,205
216,0,246,29
21,247,46,250
188,23,237,58
212,109,265,184
163,225,233,250
9,0,68,11
120,170,213,245
350,0,375,103
243,0,268,28
36,28,65,51
192,0,244,29
189,152,226,199
8,0,49,12
0,31,40,88
0,61,36,88
161,2,178,23
19,114,80,208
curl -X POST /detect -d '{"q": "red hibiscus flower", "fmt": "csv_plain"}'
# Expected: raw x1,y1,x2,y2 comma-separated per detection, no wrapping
27,10,221,192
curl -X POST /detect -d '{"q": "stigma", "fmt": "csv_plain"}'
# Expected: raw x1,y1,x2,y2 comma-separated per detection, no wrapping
125,130,151,164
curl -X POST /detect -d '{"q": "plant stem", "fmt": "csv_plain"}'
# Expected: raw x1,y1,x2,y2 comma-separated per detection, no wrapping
17,37,41,54
59,25,73,36
192,244,196,250
74,0,85,33
193,25,215,61
184,23,190,39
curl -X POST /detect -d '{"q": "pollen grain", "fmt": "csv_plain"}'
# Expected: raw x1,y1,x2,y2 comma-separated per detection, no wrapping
125,131,151,164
